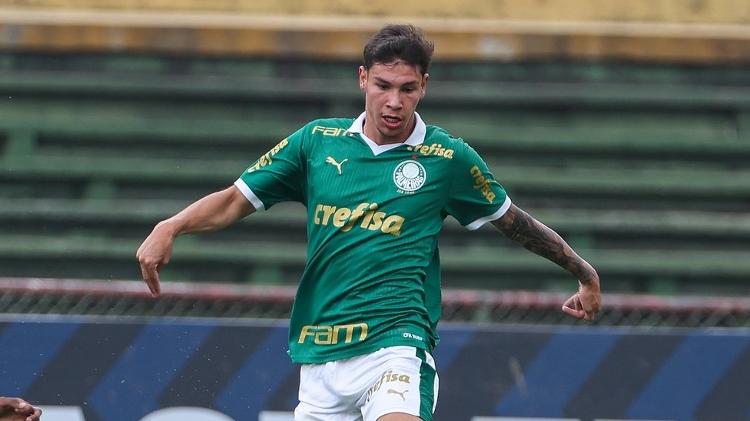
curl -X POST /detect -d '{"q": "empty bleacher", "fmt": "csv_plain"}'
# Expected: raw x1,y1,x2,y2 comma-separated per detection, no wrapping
1,52,749,294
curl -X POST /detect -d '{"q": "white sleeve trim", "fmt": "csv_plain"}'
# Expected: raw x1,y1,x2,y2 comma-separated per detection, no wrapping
465,196,512,231
233,179,265,211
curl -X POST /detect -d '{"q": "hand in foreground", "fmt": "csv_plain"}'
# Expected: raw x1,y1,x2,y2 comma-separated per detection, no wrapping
562,277,601,321
136,222,176,297
0,397,42,421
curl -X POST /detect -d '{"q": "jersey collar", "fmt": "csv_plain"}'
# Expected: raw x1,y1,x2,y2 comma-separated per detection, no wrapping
347,111,426,156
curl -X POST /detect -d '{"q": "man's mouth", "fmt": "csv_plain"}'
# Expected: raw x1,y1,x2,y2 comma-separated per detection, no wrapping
382,115,402,129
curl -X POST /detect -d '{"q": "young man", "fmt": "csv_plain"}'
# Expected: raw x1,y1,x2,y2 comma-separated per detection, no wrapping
0,397,42,421
137,24,600,421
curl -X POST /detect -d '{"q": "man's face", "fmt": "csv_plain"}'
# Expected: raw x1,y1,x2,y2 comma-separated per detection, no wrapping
358,61,428,145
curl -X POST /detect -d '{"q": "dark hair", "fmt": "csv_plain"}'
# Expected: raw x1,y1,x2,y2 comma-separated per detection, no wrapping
363,24,434,75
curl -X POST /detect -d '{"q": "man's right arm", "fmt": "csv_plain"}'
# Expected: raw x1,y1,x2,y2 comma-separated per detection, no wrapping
136,185,255,296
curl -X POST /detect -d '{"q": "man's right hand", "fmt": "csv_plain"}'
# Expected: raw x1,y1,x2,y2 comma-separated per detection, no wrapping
136,221,177,297
0,397,42,421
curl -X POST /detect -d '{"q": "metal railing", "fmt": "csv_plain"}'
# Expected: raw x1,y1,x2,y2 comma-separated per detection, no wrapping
1,278,749,327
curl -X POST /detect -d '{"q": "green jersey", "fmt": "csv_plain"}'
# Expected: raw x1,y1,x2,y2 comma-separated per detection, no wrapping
235,112,510,364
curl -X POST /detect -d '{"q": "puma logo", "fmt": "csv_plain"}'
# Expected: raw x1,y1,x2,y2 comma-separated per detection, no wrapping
387,388,408,401
326,156,348,175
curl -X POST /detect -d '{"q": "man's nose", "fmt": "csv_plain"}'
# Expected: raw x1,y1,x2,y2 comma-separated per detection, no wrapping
386,90,402,109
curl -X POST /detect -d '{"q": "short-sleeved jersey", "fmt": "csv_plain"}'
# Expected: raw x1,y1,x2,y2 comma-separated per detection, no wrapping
235,112,511,364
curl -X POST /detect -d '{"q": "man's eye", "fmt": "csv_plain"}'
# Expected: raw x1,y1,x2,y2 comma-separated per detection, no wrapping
376,84,388,89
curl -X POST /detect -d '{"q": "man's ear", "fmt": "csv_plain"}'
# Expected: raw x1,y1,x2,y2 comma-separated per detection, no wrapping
420,73,430,98
358,66,367,91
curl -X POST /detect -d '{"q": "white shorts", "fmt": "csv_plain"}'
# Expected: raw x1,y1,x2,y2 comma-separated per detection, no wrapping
294,346,439,421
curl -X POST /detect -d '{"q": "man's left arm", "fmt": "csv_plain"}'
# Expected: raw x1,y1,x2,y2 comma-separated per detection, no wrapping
491,204,601,321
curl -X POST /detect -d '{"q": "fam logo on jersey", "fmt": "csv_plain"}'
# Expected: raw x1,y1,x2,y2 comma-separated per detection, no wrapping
312,125,349,137
298,323,368,345
393,160,426,193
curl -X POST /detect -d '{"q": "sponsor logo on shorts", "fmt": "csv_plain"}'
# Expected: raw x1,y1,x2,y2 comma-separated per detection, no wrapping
366,370,412,403
313,202,404,236
470,165,497,203
297,323,368,345
246,138,289,173
387,388,409,401
393,160,427,193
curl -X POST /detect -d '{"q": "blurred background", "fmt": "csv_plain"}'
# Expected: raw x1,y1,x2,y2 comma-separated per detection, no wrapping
1,1,750,420
2,0,750,322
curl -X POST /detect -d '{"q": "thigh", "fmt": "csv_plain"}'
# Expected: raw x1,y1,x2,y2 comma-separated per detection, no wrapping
360,347,439,421
295,364,363,421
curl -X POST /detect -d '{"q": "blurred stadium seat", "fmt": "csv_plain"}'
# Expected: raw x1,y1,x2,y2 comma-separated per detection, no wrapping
2,55,750,296
0,0,749,305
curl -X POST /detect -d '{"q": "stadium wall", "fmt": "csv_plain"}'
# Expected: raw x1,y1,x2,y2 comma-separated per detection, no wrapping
3,1,750,62
2,315,750,421
5,0,750,24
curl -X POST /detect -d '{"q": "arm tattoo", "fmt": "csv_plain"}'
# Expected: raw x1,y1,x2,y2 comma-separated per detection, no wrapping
492,205,596,283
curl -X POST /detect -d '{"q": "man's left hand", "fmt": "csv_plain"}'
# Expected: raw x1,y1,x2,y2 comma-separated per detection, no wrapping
562,278,601,321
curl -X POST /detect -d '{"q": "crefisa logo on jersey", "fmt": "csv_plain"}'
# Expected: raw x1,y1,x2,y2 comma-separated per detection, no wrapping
393,160,426,194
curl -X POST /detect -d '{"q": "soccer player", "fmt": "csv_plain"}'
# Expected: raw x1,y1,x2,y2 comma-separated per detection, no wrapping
0,397,42,421
137,24,601,421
